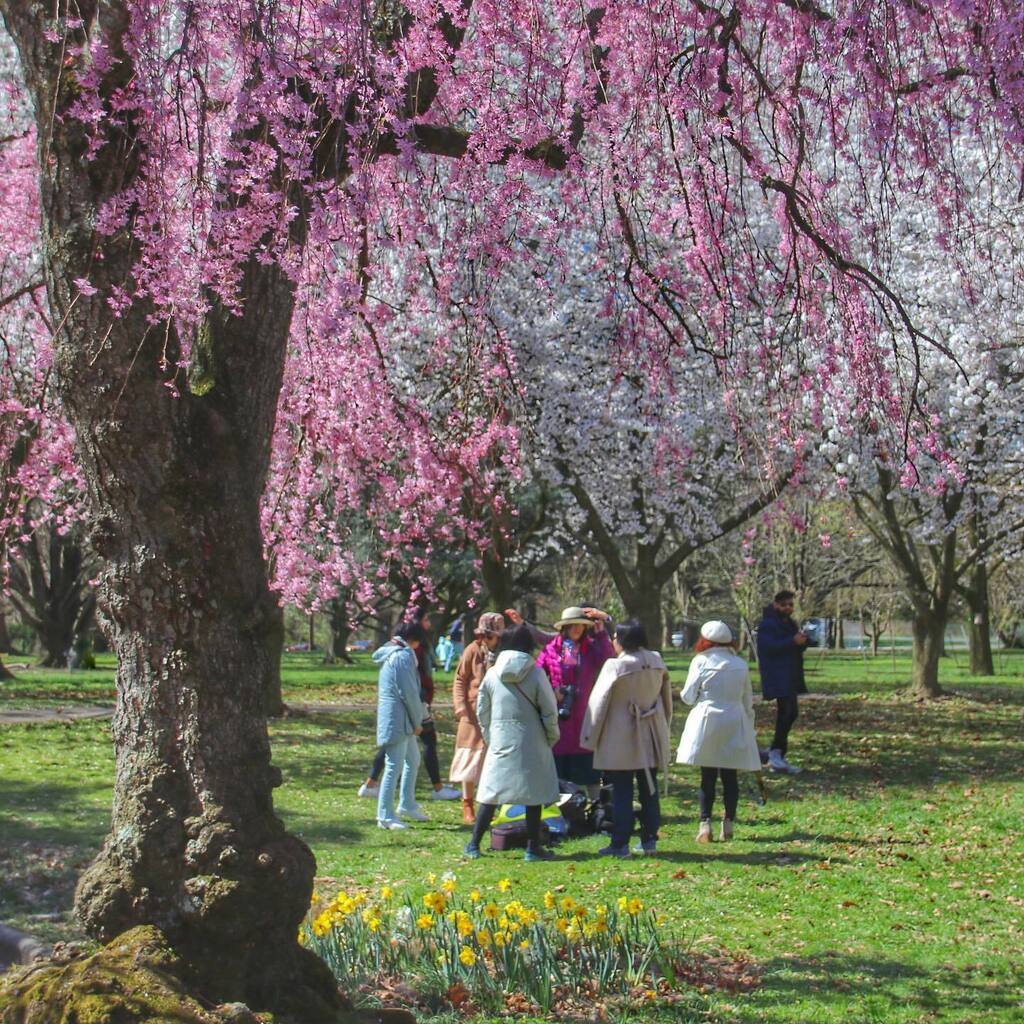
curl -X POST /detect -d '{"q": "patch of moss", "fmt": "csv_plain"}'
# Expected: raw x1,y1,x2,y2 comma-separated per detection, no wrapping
0,926,229,1024
0,926,414,1024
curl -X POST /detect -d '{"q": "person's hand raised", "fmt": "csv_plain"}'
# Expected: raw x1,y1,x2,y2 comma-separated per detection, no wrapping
503,608,524,625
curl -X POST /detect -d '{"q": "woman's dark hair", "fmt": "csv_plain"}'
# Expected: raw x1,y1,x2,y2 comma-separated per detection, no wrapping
498,624,536,655
395,621,427,645
614,619,648,652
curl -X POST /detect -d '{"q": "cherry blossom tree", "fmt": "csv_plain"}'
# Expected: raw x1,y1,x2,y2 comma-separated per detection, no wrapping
820,154,1024,695
2,1,1024,1018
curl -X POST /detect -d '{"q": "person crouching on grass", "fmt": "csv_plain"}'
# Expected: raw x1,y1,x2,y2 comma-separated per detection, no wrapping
676,621,761,842
372,620,427,830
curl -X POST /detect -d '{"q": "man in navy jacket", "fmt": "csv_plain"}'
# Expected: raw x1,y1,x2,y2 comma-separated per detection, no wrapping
756,590,808,774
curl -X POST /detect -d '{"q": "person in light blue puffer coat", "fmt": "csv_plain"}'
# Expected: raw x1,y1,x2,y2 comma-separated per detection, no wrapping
372,621,426,830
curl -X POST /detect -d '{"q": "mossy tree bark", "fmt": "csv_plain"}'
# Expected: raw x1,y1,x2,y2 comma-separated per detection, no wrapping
0,3,333,1013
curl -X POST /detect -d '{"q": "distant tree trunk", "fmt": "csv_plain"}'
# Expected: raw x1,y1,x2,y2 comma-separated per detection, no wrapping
911,609,946,699
962,528,995,676
480,544,516,611
263,596,286,717
965,584,994,675
324,597,355,665
0,604,11,652
0,604,13,680
6,522,97,667
622,565,665,651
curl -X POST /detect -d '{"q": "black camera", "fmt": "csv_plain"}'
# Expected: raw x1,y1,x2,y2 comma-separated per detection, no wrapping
558,683,578,720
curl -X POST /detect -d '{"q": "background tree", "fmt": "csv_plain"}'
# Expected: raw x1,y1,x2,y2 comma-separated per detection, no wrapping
6,515,96,666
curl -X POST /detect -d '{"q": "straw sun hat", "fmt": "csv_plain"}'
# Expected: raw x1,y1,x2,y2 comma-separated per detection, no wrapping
553,606,595,629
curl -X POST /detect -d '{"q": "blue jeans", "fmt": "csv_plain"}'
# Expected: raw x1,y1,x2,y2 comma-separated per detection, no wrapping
605,769,660,850
377,734,420,822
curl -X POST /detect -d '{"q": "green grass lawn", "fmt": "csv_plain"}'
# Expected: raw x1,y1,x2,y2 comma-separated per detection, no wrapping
2,654,1023,1022
3,647,1023,710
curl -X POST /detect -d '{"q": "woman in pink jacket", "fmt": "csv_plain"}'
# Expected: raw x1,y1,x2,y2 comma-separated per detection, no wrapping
536,606,614,797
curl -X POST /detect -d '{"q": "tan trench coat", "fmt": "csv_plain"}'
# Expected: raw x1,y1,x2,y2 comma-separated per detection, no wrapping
452,639,492,750
580,649,673,774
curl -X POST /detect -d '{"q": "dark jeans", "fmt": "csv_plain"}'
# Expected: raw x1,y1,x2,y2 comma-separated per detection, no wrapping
771,696,799,755
605,768,660,850
371,721,441,786
699,767,738,821
470,803,543,850
554,752,600,785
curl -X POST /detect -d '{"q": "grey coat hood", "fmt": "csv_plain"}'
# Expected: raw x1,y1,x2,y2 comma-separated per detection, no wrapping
495,650,535,684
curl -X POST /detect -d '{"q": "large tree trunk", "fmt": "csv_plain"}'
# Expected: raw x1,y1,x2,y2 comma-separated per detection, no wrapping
2,7,334,1012
911,609,946,699
65,289,330,1009
965,561,995,677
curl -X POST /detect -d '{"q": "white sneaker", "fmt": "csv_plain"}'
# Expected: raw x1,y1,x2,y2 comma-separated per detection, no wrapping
782,757,802,774
430,785,460,801
397,805,429,822
767,749,789,773
377,818,408,830
358,782,380,798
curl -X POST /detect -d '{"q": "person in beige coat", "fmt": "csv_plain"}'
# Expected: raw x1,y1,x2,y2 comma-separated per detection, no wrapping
450,612,504,823
581,620,672,857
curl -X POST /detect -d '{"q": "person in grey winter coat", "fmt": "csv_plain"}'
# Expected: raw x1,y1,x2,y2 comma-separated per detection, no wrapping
372,621,426,830
463,625,560,862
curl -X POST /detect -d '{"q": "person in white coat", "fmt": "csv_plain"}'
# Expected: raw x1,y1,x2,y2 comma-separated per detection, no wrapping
676,620,761,842
581,620,672,857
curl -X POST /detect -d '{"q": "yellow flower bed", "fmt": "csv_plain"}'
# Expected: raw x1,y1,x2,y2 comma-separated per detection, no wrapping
301,873,672,1014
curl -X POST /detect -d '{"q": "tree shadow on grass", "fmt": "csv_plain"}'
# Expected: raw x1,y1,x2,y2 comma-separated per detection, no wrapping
756,952,1024,1019
0,779,110,848
567,848,834,867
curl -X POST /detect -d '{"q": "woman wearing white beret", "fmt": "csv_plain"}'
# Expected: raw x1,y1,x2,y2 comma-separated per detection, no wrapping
676,620,761,842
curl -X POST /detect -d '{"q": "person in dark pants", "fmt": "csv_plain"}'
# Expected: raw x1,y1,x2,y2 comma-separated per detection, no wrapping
756,590,808,774
359,607,460,803
465,625,560,862
581,620,672,857
698,767,739,823
677,621,761,841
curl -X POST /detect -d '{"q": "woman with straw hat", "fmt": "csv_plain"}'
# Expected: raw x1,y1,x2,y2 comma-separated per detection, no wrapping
676,620,761,843
450,612,505,824
536,605,614,796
